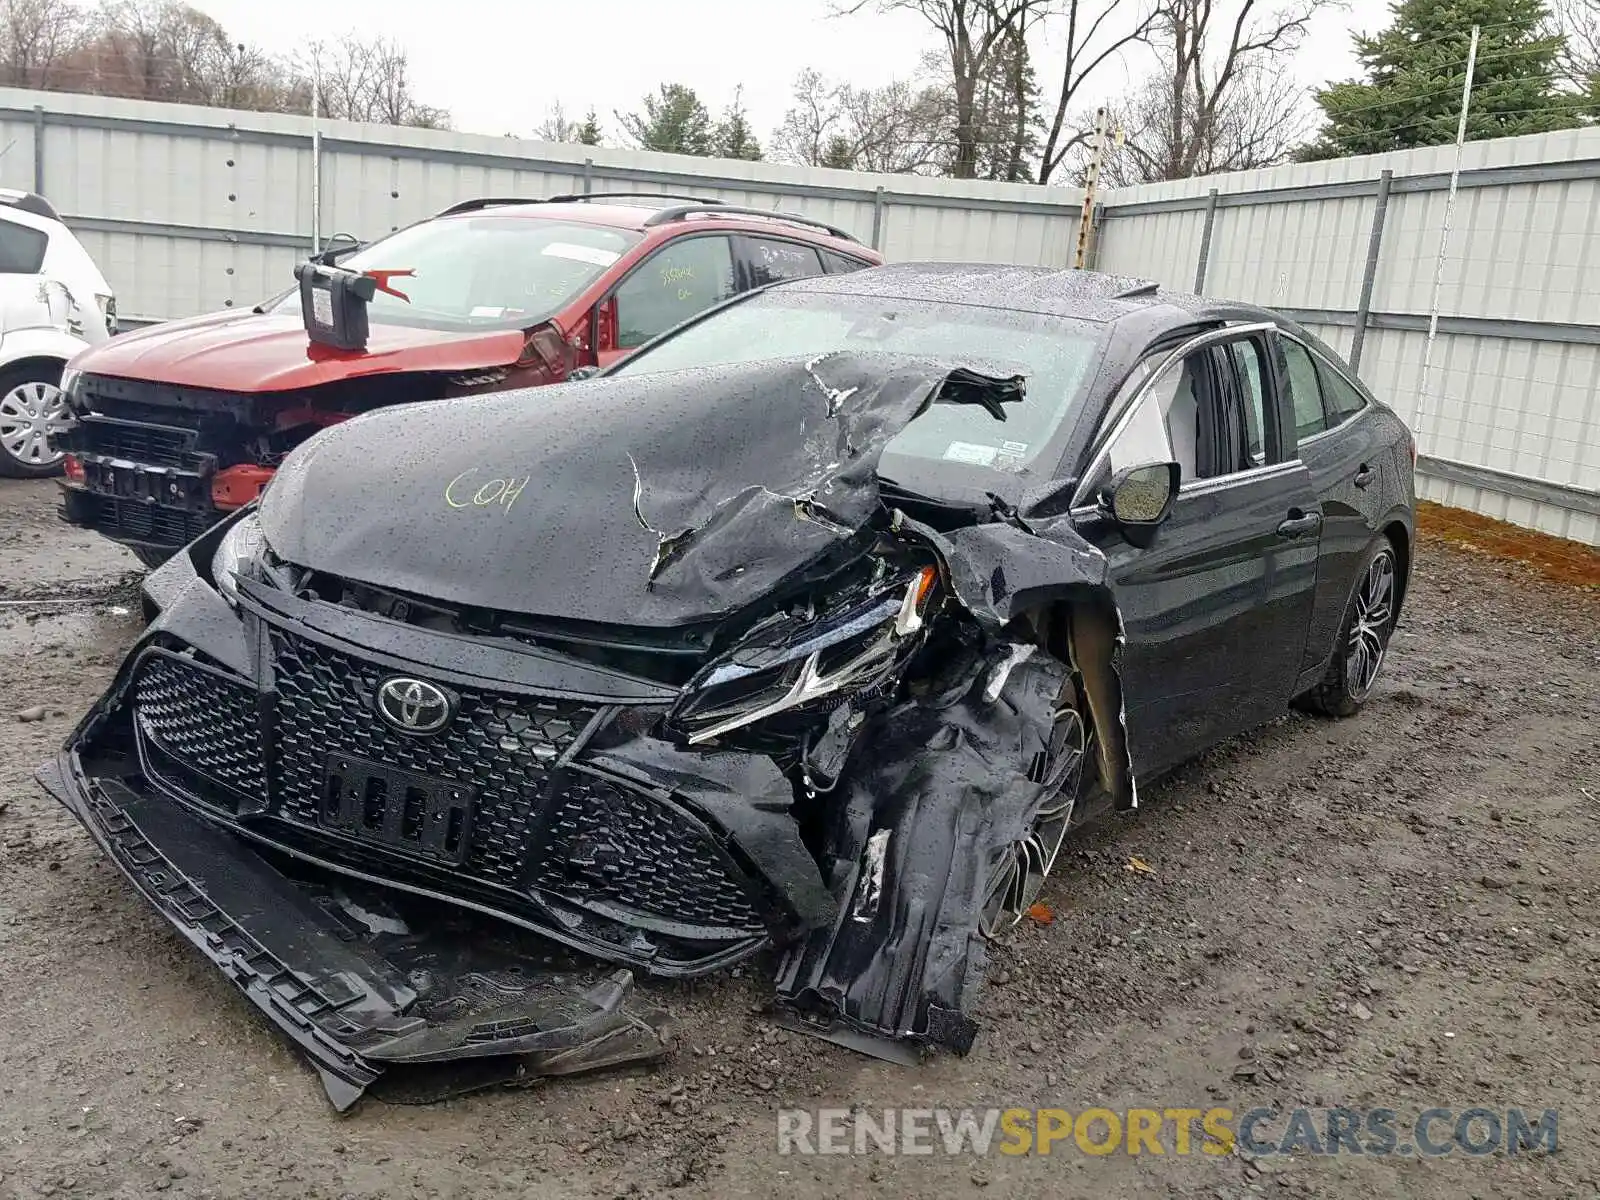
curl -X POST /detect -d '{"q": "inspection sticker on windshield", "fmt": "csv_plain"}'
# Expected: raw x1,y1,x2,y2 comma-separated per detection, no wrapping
943,441,999,466
542,242,621,267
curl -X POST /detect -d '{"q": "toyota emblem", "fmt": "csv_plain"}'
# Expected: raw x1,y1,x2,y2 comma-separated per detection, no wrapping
375,676,454,735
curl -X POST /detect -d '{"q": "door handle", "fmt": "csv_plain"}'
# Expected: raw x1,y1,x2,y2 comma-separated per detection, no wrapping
1276,510,1322,538
1353,464,1375,489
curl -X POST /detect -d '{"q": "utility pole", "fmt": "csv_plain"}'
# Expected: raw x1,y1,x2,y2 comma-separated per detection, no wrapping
310,47,323,256
1074,106,1110,270
1415,22,1479,453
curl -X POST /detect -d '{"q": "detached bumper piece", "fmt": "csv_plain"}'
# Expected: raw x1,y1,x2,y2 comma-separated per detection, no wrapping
37,755,672,1111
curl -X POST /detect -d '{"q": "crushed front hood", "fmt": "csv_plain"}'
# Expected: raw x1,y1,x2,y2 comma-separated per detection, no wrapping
37,754,671,1110
260,354,1024,628
73,309,528,393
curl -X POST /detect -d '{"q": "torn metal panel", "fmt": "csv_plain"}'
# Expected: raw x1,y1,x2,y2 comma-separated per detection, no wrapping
893,510,1137,812
772,646,1084,1057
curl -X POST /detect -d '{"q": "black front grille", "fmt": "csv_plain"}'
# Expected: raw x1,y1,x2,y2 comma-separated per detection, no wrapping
535,776,763,931
74,493,218,547
131,628,770,938
134,651,267,803
269,631,597,887
69,416,197,470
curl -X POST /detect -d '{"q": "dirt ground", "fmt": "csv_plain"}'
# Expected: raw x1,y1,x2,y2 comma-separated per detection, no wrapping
2,475,1597,1200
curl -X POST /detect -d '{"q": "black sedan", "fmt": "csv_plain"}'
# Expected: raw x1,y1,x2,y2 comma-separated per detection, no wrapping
39,264,1415,1107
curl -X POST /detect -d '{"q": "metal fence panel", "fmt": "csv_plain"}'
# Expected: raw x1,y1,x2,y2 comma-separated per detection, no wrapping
2,85,1594,543
1094,128,1600,545
0,86,1083,328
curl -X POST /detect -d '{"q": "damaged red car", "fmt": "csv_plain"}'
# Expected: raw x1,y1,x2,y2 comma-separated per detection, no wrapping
39,265,1416,1109
52,194,879,565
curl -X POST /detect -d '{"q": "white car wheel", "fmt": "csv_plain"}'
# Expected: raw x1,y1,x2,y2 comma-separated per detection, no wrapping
0,371,67,477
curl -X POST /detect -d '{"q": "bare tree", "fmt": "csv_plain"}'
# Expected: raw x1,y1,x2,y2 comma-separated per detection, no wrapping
304,34,449,129
1551,0,1600,85
1101,0,1317,184
771,68,955,173
839,0,1044,177
1034,0,1158,183
533,100,578,143
0,0,83,89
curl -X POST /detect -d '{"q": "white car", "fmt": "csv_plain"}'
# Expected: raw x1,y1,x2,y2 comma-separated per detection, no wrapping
0,189,116,477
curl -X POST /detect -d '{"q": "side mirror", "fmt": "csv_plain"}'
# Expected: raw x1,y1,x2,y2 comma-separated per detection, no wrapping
568,365,600,381
1105,462,1180,544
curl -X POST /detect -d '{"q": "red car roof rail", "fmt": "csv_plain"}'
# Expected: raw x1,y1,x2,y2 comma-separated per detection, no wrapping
547,191,726,205
436,197,549,216
642,203,861,244
437,192,726,218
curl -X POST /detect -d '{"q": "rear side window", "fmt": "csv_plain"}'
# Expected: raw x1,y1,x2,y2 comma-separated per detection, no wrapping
1317,359,1368,423
743,237,823,287
0,219,47,274
1279,339,1328,443
821,249,871,274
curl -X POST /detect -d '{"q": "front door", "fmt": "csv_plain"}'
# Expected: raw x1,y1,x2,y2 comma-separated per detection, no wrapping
595,233,739,369
1078,327,1324,776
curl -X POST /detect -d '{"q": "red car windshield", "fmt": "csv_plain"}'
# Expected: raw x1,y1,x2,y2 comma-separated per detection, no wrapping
272,216,641,331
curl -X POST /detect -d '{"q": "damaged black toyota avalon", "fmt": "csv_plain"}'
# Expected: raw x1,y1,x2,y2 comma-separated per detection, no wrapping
40,264,1415,1108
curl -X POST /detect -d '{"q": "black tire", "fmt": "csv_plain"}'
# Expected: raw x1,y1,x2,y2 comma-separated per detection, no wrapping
131,546,175,569
0,361,67,478
1297,535,1399,718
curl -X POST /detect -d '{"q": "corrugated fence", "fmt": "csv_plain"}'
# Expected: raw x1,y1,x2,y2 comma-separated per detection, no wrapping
0,87,1083,322
0,87,1594,544
1092,130,1600,545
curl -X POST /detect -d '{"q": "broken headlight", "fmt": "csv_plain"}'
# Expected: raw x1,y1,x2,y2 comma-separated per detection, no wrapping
672,566,937,746
210,511,267,607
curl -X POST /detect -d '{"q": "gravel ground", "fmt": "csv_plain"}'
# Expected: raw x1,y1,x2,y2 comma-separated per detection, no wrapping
1,475,1596,1200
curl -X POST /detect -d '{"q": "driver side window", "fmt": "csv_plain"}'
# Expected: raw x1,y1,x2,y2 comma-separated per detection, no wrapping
1087,333,1280,500
612,235,737,350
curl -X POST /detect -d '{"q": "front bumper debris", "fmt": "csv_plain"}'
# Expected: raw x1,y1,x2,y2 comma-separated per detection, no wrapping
38,754,671,1110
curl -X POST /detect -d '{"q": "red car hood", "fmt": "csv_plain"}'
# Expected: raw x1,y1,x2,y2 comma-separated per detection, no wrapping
75,308,532,393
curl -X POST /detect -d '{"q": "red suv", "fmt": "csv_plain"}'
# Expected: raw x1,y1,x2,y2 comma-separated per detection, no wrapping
55,194,881,564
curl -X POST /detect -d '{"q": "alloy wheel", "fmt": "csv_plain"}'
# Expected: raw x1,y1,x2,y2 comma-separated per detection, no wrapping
0,380,67,468
1345,548,1395,700
979,705,1086,936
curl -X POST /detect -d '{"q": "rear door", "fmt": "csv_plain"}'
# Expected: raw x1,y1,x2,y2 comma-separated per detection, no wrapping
733,235,826,288
1077,325,1324,775
1273,332,1390,682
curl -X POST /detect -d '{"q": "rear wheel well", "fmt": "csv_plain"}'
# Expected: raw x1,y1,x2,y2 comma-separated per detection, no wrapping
1383,520,1411,618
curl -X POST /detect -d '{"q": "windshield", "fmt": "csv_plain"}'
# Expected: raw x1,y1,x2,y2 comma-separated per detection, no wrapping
271,217,640,331
609,288,1103,472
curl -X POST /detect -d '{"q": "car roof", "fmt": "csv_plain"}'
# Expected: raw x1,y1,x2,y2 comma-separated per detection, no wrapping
784,261,1271,328
432,197,876,258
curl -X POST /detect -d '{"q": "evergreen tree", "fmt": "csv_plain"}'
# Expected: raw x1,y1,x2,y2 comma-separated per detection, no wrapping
713,90,763,160
575,108,603,146
1299,0,1594,160
974,28,1042,181
618,83,714,155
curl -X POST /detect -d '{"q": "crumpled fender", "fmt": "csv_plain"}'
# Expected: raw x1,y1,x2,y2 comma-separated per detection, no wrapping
895,510,1137,813
773,646,1074,1058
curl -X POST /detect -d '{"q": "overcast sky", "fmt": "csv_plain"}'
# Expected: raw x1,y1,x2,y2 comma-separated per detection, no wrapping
189,0,1396,145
